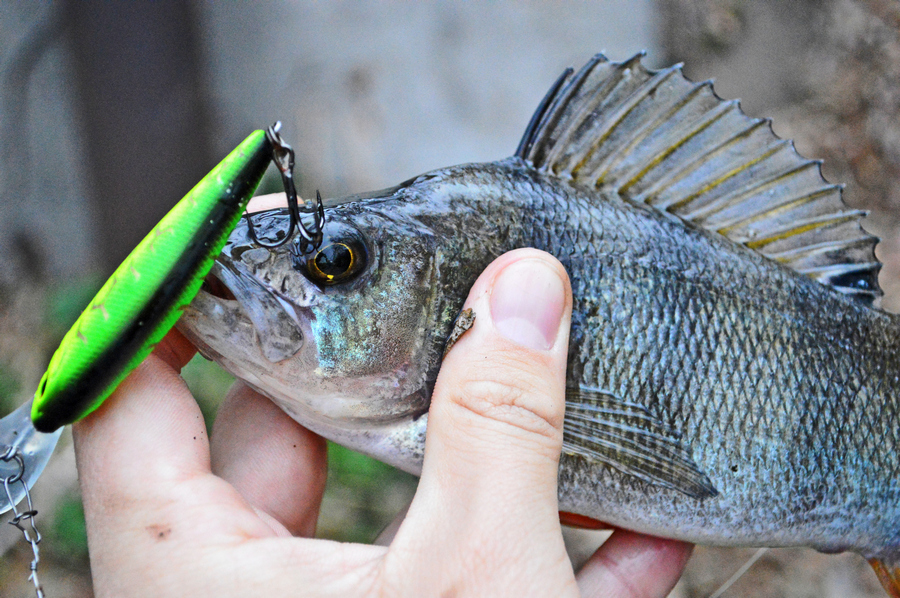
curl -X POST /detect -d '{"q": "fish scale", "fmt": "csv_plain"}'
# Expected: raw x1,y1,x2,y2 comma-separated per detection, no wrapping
177,54,900,596
434,159,900,551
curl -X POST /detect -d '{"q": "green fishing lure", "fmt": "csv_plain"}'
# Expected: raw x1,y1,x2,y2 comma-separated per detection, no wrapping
30,124,317,432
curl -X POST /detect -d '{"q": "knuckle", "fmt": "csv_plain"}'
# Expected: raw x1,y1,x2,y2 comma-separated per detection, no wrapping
446,350,563,444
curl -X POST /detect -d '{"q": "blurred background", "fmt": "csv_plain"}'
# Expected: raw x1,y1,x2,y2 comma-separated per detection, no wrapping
1,1,898,596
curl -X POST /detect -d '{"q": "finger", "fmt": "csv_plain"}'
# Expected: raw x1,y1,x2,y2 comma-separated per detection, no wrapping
74,330,212,496
247,192,287,213
211,381,327,537
73,332,221,591
576,530,693,598
74,331,286,575
153,326,197,370
391,248,577,595
373,501,411,547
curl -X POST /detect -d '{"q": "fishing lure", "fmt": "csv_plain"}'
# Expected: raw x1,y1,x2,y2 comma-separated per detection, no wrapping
29,122,321,432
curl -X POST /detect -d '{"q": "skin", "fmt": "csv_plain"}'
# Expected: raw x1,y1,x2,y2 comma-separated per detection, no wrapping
74,226,692,596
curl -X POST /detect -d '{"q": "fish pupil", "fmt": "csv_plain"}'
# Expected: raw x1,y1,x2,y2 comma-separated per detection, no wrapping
296,224,367,285
315,243,353,279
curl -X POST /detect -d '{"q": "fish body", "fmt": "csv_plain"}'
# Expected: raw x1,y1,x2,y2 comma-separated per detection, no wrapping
178,54,900,583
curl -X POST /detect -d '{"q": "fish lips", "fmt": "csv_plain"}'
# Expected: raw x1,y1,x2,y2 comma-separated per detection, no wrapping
194,257,307,363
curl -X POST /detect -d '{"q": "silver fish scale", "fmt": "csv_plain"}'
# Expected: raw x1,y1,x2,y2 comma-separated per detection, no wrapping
423,159,900,557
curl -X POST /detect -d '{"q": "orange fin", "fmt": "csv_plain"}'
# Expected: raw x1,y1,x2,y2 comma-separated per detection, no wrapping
870,559,900,597
559,511,614,530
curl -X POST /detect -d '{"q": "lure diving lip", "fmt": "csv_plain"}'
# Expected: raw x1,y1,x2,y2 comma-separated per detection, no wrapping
0,399,62,514
28,122,322,433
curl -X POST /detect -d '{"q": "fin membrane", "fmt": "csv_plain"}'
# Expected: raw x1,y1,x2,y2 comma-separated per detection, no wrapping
870,559,900,598
562,387,717,499
517,53,882,303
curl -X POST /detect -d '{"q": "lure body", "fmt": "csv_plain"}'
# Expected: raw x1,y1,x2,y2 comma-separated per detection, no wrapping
31,130,271,432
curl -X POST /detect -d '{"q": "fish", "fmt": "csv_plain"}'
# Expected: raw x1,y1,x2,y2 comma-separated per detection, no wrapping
176,53,900,596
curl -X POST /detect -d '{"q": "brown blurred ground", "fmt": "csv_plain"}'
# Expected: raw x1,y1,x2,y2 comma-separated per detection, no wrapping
659,0,900,312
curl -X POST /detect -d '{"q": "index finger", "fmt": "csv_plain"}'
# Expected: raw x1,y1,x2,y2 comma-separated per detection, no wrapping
73,328,212,503
72,328,292,589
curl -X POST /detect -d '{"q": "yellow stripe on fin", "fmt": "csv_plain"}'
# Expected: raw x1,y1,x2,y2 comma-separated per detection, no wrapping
517,54,882,303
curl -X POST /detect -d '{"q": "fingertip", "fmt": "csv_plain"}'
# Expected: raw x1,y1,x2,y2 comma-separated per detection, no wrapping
463,248,572,338
430,248,573,458
577,530,693,598
490,254,569,351
246,192,288,213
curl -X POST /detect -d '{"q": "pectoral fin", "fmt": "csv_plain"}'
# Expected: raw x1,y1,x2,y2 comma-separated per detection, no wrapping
562,387,717,499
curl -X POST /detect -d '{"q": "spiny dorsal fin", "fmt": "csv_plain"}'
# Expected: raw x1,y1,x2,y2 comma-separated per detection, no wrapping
516,53,882,303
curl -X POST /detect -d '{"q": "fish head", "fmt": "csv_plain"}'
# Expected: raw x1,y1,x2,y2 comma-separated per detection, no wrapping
178,187,449,435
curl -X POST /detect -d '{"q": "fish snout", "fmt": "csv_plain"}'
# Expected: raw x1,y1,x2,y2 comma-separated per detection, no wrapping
199,258,305,363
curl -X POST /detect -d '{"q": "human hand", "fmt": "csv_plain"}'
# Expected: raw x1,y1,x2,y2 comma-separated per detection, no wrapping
74,247,692,597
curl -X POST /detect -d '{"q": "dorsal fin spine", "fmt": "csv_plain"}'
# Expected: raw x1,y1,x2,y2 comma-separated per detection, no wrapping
746,213,864,249
606,78,713,188
520,53,883,301
640,117,771,208
570,66,685,182
714,181,839,235
667,131,789,215
530,55,608,169
545,61,631,172
621,93,735,196
771,236,870,260
802,262,881,277
585,67,698,184
668,139,788,216
690,159,825,228
515,66,574,159
767,225,872,264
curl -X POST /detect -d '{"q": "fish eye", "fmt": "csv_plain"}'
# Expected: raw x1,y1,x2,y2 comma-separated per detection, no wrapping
307,242,362,283
294,225,367,286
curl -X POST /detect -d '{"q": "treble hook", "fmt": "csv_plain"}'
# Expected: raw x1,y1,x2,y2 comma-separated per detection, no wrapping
245,122,325,253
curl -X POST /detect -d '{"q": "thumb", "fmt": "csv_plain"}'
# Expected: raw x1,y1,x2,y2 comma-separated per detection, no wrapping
390,248,576,596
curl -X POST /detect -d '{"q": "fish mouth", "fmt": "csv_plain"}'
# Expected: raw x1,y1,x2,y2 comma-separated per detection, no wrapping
193,257,306,363
200,269,237,301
